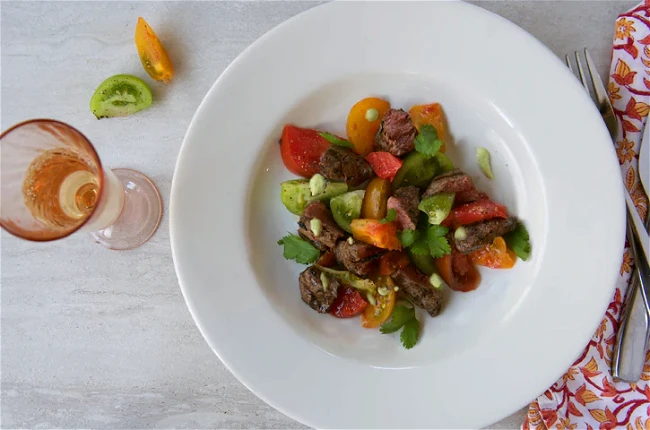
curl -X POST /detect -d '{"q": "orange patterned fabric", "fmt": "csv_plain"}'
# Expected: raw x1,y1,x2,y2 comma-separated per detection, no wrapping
524,2,650,429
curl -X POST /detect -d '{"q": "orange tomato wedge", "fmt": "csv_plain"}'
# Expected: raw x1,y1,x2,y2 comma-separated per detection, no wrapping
362,276,397,328
135,17,174,83
469,236,517,269
346,97,391,155
350,219,401,250
435,252,481,292
409,103,448,152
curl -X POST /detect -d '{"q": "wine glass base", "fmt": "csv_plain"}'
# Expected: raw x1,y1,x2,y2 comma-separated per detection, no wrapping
90,169,162,250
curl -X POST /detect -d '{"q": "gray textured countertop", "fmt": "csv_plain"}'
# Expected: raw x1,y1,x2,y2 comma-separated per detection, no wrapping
1,1,634,428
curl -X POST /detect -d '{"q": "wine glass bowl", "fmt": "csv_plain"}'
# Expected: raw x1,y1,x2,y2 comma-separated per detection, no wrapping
1,119,104,241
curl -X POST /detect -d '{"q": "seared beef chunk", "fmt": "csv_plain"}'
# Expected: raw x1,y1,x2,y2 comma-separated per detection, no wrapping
374,109,417,157
299,266,339,313
319,145,373,186
453,216,518,253
297,201,345,251
422,169,479,202
335,240,385,277
387,186,420,231
391,265,444,317
455,189,487,204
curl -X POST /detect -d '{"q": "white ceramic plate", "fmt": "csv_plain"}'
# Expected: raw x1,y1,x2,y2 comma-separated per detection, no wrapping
171,2,625,428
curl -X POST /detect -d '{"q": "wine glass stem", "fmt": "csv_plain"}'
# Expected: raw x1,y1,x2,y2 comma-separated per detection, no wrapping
82,168,125,232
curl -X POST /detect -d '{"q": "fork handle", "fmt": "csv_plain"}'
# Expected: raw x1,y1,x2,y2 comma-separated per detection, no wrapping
612,266,650,381
612,217,650,381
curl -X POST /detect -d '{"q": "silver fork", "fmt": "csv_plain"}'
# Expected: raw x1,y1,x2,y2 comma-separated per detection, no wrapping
565,49,618,140
566,48,650,382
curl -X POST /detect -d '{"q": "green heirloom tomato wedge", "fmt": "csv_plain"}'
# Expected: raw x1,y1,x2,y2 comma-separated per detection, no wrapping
330,190,365,233
392,152,438,189
434,152,455,173
90,74,153,119
418,192,455,225
407,250,437,275
280,179,347,215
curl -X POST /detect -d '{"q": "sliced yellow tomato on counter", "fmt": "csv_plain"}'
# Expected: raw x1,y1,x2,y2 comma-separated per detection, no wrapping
135,17,174,83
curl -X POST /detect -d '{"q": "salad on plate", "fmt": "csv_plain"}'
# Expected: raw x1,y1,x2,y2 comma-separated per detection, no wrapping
277,97,531,348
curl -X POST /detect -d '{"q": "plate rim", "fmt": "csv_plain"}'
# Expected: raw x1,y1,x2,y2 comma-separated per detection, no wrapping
170,1,626,427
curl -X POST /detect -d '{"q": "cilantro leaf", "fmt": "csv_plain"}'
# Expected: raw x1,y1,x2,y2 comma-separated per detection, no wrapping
428,236,451,258
414,124,443,158
400,317,420,349
380,305,415,334
319,132,354,149
427,225,451,258
277,234,320,264
409,236,431,255
381,208,397,224
504,222,531,261
427,225,448,237
398,229,420,247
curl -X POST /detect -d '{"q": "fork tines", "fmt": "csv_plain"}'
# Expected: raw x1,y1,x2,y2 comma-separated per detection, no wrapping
565,48,617,140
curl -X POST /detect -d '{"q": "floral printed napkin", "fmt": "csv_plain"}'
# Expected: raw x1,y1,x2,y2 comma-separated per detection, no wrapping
524,2,650,429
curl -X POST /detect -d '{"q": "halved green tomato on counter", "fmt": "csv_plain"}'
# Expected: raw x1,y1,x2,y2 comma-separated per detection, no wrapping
90,74,153,119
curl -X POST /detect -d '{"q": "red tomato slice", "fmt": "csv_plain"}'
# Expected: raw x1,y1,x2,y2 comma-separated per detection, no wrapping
379,251,411,276
435,251,481,292
316,249,337,267
365,152,403,181
442,200,508,228
280,125,330,177
330,286,368,318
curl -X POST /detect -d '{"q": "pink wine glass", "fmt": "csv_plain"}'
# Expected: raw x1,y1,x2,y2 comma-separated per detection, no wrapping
1,119,162,250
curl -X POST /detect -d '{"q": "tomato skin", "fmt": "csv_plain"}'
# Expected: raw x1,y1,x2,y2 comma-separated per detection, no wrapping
330,286,368,318
346,98,391,155
469,236,517,269
350,219,401,250
280,125,331,177
361,178,392,220
442,200,508,228
316,249,337,267
379,251,411,276
365,152,403,181
409,103,447,152
435,251,481,292
134,17,174,83
361,277,397,328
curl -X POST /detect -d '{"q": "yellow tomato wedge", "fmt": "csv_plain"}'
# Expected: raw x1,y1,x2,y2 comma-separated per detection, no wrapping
469,236,517,269
361,276,397,328
346,97,391,155
409,103,448,152
135,17,174,83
